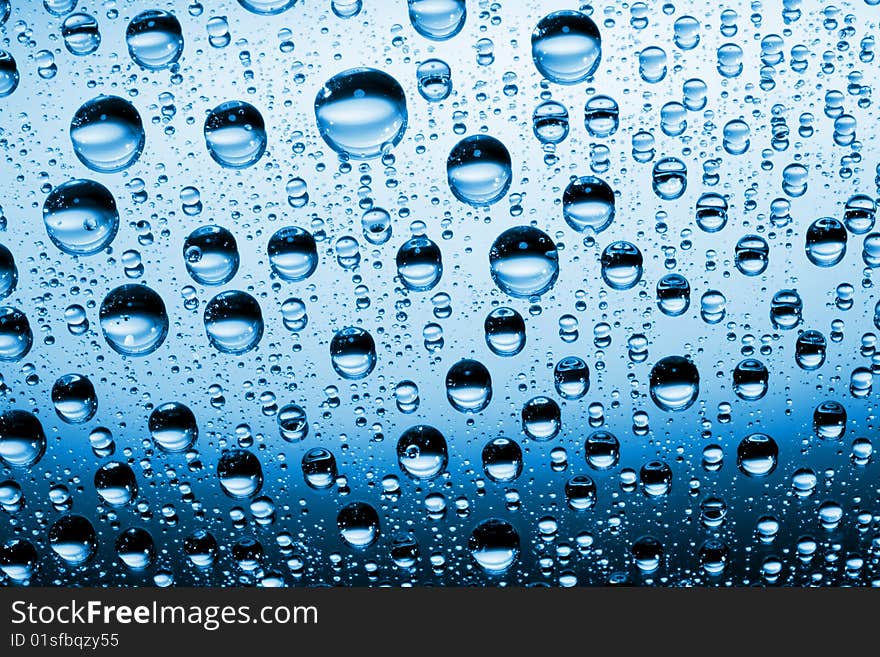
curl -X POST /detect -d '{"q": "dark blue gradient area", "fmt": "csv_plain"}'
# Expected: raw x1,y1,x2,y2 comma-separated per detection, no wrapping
0,0,879,588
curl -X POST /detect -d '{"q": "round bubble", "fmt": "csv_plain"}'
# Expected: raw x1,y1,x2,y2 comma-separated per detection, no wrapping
315,68,407,160
70,96,144,173
99,284,169,356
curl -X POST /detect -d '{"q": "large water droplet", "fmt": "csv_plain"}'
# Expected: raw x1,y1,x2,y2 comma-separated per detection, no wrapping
397,425,448,480
805,217,847,267
0,410,46,468
315,68,407,160
0,50,18,97
268,226,319,281
62,13,101,56
94,461,138,506
237,0,297,15
531,10,601,85
416,58,452,101
115,527,155,570
489,226,559,298
278,403,309,442
70,95,144,173
149,402,198,453
482,437,522,482
484,307,526,356
204,101,267,169
447,135,512,206
554,356,590,399
0,539,38,582
51,373,97,424
407,0,466,40
562,175,615,233
733,358,769,401
601,241,643,290
302,447,337,489
126,9,183,70
99,284,169,356
49,515,97,565
469,518,519,573
330,326,377,379
184,225,239,286
522,396,561,440
0,244,16,299
737,433,778,477
585,430,619,470
396,236,442,291
338,501,380,548
217,449,263,498
652,157,687,200
43,179,119,256
0,307,32,362
446,359,492,413
650,355,699,411
204,290,264,354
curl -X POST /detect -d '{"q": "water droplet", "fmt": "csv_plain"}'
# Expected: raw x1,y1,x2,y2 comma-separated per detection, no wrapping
0,50,18,97
805,217,847,267
407,0,466,41
562,175,615,233
268,226,318,281
397,425,447,479
585,430,620,470
533,100,569,144
115,527,155,570
184,529,218,568
42,179,119,256
489,226,559,298
184,225,239,286
315,68,407,160
695,192,728,233
522,396,560,440
795,330,826,370
656,273,690,316
631,536,663,573
217,449,263,498
204,100,267,169
99,284,169,356
484,307,526,356
447,134,512,206
148,402,198,453
51,373,97,424
62,13,101,56
733,358,769,400
204,290,264,354
0,410,46,468
583,95,619,138
652,157,687,200
469,518,519,573
70,96,144,173
554,356,589,399
737,433,778,477
0,539,38,582
330,326,377,379
126,9,184,70
0,307,32,362
237,0,297,15
734,234,770,276
446,359,492,413
338,501,380,548
48,514,97,565
278,403,309,442
302,447,337,489
94,461,138,506
813,400,846,440
416,58,452,102
396,236,442,291
649,355,699,412
640,460,672,497
601,241,642,290
531,10,601,85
